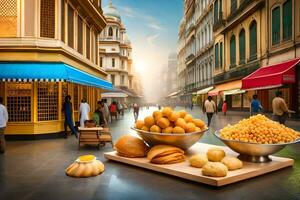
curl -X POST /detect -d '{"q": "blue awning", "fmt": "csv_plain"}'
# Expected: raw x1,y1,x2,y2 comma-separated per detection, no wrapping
0,62,113,90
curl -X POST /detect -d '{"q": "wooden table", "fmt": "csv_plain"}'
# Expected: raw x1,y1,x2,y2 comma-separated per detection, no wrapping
78,127,103,131
78,127,104,149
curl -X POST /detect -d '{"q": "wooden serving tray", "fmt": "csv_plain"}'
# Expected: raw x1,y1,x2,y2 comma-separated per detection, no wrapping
104,143,294,186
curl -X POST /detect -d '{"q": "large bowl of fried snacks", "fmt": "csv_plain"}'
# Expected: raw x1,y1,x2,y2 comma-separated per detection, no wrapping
214,114,300,163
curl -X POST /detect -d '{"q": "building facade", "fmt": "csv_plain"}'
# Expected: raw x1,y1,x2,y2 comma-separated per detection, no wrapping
167,53,178,95
177,16,186,99
0,0,111,137
99,0,141,104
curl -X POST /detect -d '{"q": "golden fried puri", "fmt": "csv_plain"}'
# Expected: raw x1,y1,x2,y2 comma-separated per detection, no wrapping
147,145,185,164
207,147,226,162
157,117,171,129
184,114,193,123
115,135,149,158
189,154,208,168
202,162,228,177
172,126,185,134
135,120,145,129
162,107,173,118
193,119,205,128
162,127,173,133
178,110,187,118
186,122,196,133
150,125,161,133
221,156,243,170
175,118,187,130
168,111,180,122
144,116,155,127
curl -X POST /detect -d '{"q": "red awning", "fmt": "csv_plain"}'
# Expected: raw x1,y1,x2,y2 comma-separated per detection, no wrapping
242,58,300,90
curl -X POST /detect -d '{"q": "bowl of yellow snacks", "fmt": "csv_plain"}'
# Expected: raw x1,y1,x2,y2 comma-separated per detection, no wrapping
214,114,300,163
132,107,208,149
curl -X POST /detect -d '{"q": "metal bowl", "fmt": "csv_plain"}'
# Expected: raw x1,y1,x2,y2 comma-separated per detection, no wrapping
131,127,208,150
214,131,300,163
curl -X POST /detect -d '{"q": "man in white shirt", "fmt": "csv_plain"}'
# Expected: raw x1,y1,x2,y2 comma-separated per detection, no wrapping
0,97,8,153
79,98,90,127
203,96,216,127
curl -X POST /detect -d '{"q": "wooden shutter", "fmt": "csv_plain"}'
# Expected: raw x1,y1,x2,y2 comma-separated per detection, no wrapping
230,35,236,67
239,29,245,64
220,42,223,67
40,0,55,38
272,7,280,45
215,43,219,69
249,21,257,60
283,0,292,40
67,5,74,48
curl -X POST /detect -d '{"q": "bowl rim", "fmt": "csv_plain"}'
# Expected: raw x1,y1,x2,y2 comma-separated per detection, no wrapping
131,127,209,136
214,130,300,146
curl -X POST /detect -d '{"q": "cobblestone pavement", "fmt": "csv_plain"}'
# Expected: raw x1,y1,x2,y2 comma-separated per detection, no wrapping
0,107,300,200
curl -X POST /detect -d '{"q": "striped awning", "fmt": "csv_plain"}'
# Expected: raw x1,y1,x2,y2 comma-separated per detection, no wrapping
0,62,113,90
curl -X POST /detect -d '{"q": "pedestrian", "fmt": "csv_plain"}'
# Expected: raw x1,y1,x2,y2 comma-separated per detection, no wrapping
117,102,124,116
133,102,139,122
272,91,291,124
62,95,78,138
0,97,8,153
203,96,216,127
250,94,262,116
93,101,107,127
79,98,90,127
109,101,118,121
222,100,227,115
101,99,110,124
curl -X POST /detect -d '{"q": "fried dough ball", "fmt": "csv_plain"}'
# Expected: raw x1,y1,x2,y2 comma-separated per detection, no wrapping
153,111,163,121
220,114,300,144
168,111,180,122
202,162,228,177
162,107,173,118
157,117,171,129
178,110,187,118
144,116,155,127
175,118,187,130
135,120,145,129
186,122,196,133
189,154,208,168
162,127,173,133
150,125,161,133
141,126,149,132
172,126,185,134
184,114,193,123
221,156,243,170
193,119,205,128
195,127,201,132
207,148,226,162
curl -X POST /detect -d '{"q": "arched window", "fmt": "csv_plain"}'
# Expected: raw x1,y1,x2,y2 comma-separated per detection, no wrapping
108,27,113,37
249,20,257,60
283,0,292,40
215,43,219,69
230,35,236,67
231,0,237,13
239,29,245,64
272,6,280,45
220,42,223,67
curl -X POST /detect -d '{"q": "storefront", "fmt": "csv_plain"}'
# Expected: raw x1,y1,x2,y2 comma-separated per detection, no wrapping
242,58,300,117
196,86,214,107
0,62,113,137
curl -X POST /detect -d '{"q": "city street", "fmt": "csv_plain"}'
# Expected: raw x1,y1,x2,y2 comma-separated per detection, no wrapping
1,107,300,200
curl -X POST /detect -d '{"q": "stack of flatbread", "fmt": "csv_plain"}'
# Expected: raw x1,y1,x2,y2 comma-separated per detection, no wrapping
147,145,185,164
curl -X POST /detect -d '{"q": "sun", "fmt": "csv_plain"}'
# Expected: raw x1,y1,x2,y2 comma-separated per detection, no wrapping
134,60,147,73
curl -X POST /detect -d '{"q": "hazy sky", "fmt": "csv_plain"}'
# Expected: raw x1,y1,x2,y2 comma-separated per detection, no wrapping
102,0,183,102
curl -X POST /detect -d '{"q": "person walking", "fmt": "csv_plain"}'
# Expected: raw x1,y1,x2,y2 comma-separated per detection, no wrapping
222,100,227,116
101,99,110,124
0,97,8,153
62,95,78,138
79,98,90,127
272,91,291,124
250,94,263,116
133,103,140,122
109,101,118,121
93,101,107,127
203,96,216,127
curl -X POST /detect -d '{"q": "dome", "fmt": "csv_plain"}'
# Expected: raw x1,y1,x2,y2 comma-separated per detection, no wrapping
103,0,121,21
124,34,131,45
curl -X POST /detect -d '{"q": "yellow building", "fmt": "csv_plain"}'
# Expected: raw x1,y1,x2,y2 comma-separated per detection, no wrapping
212,0,267,110
0,0,112,138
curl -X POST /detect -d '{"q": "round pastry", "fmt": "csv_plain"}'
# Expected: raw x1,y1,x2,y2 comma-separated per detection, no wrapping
193,119,205,128
202,162,228,177
207,147,226,162
221,156,243,170
168,111,180,122
157,117,170,129
135,120,145,129
172,126,185,134
162,107,173,118
115,135,149,157
189,154,208,168
162,127,173,133
184,114,193,123
144,116,155,127
153,111,163,121
141,125,149,132
147,145,185,164
186,122,196,133
195,127,201,131
175,118,187,130
65,156,105,178
150,125,161,133
178,110,187,118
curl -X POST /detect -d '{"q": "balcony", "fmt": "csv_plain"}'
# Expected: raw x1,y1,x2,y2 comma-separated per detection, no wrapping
213,12,225,31
227,0,252,23
185,53,195,64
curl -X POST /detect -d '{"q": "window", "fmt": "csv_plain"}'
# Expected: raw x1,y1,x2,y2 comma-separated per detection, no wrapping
111,75,115,85
116,29,119,38
61,0,65,41
121,75,125,85
283,0,292,40
230,35,236,67
219,0,222,19
214,0,218,21
6,83,31,122
86,26,90,59
100,57,103,68
68,5,74,48
38,82,58,121
40,0,55,38
112,58,115,67
82,86,87,100
0,0,17,37
77,17,83,54
108,27,113,37
249,20,257,60
272,6,280,45
231,0,237,13
121,60,124,69
220,42,223,67
239,29,245,64
214,43,219,68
